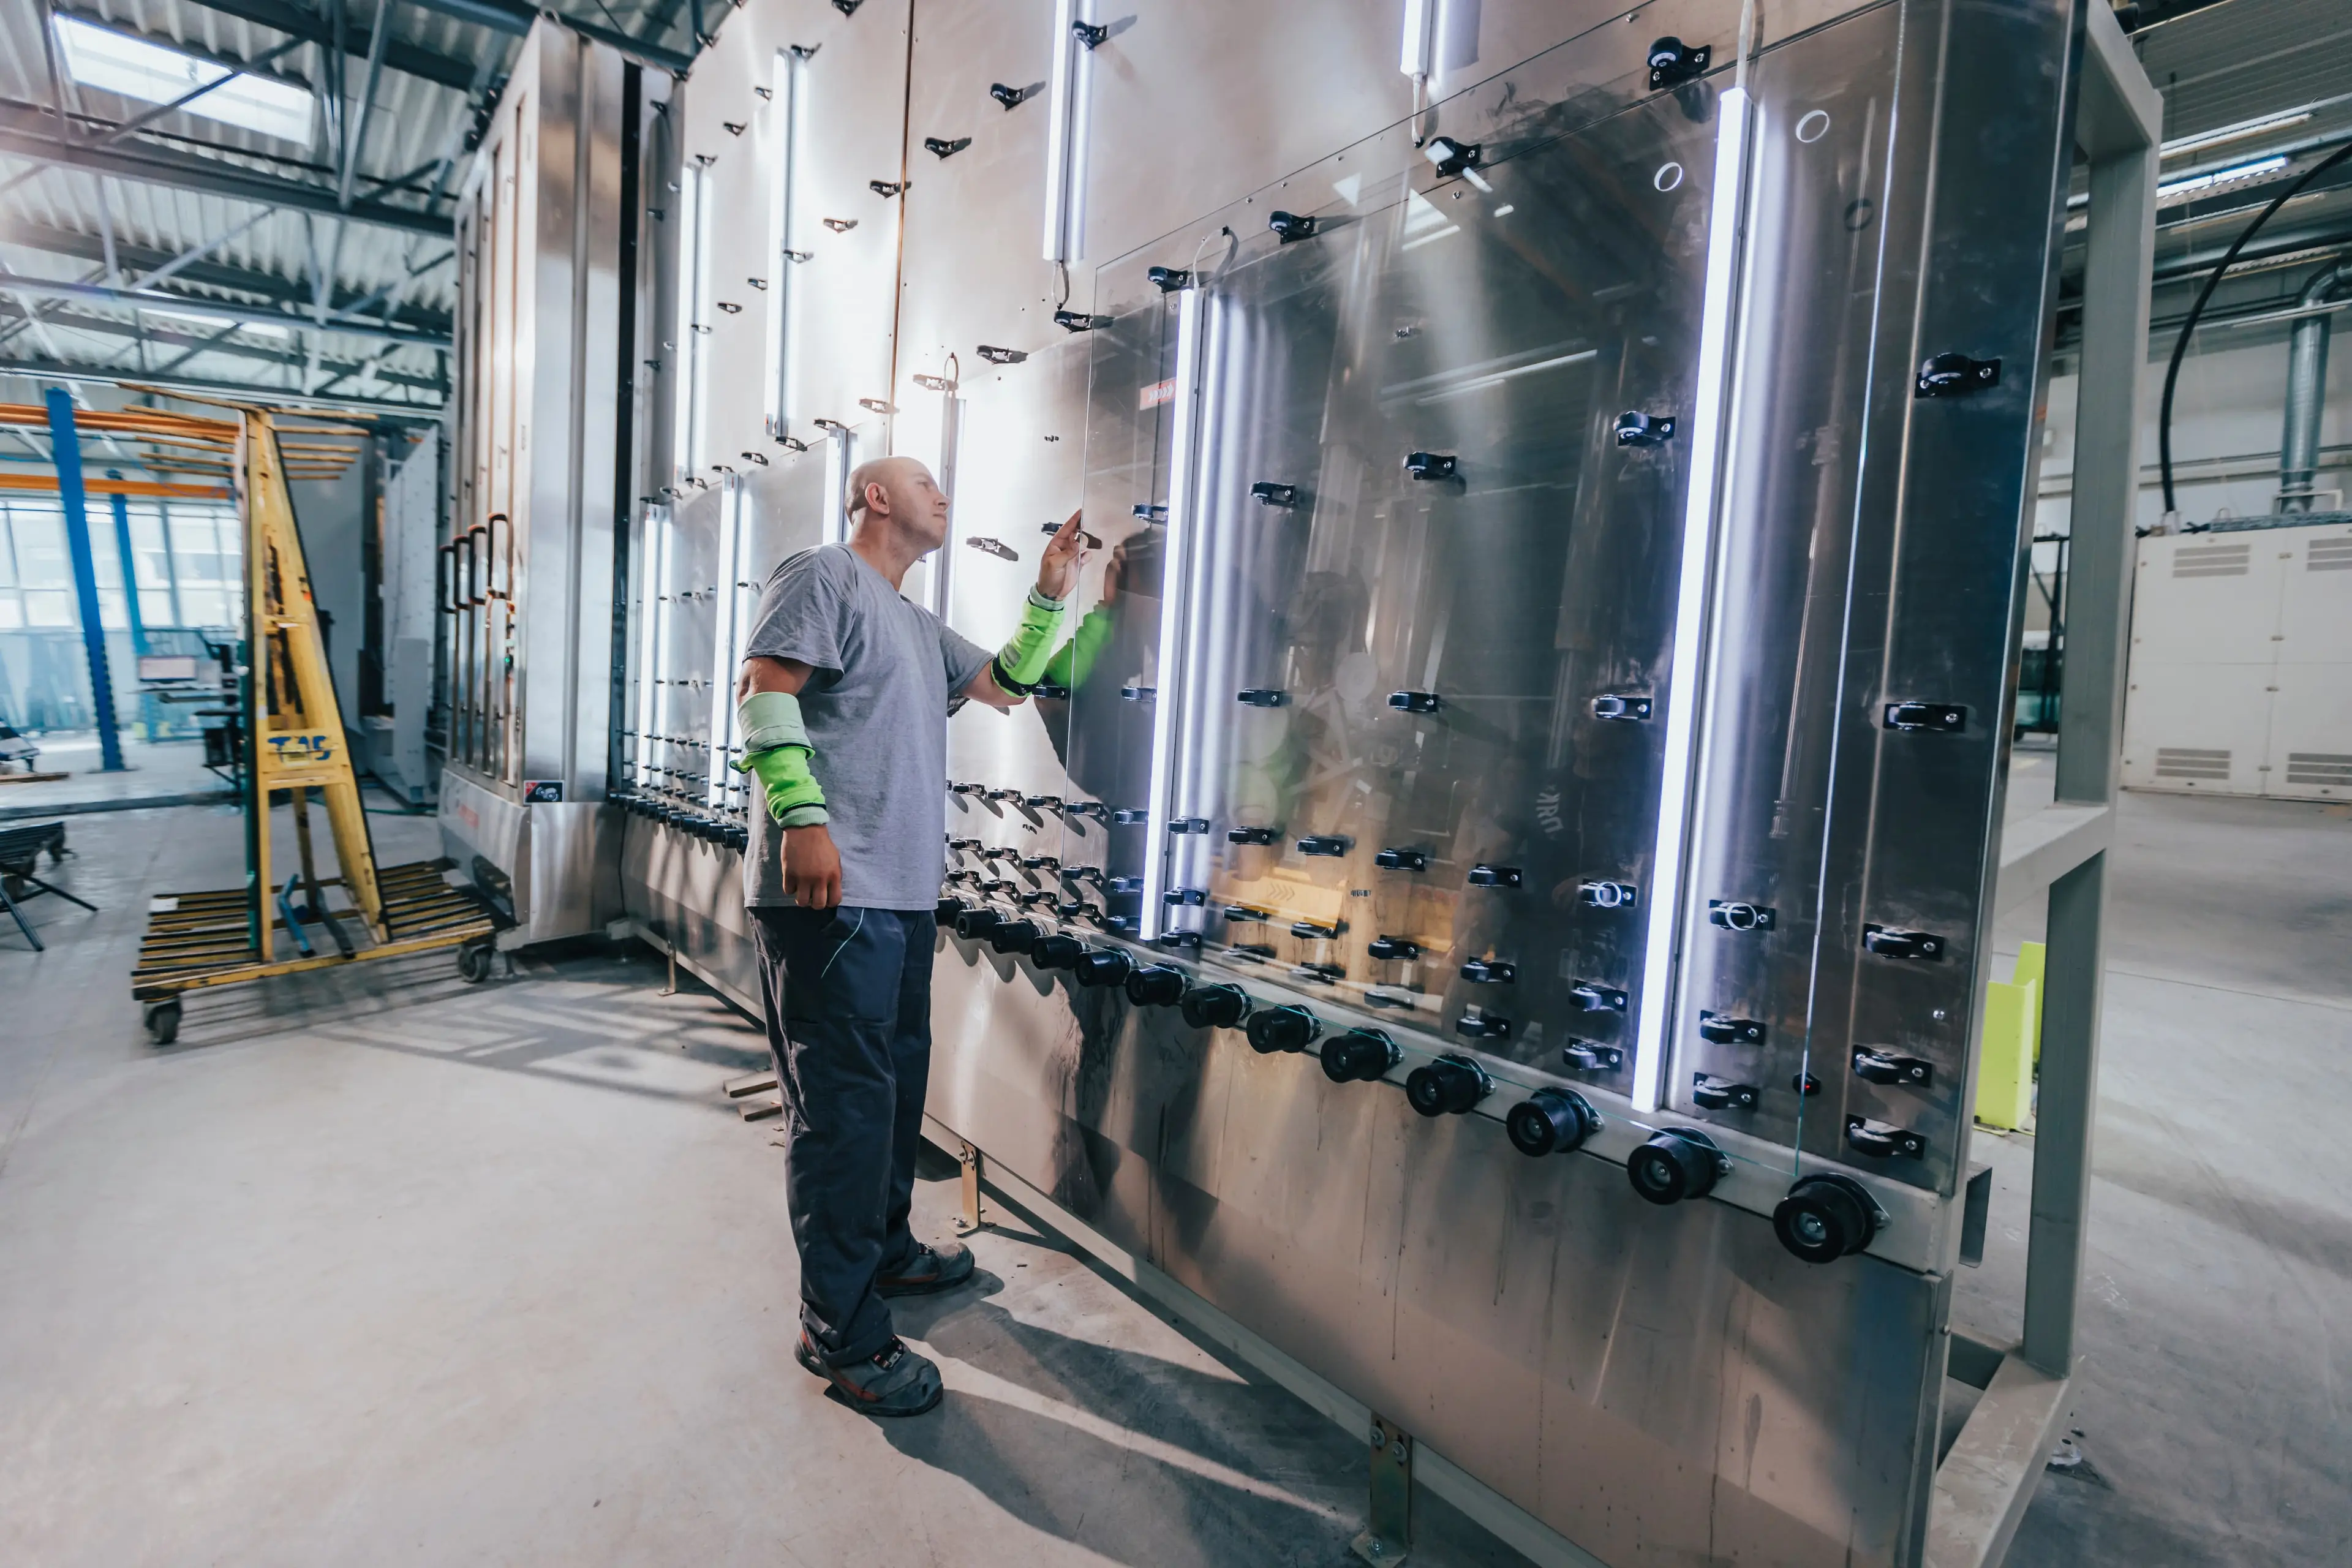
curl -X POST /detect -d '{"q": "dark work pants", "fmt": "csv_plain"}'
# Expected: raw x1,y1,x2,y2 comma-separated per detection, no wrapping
751,905,936,1366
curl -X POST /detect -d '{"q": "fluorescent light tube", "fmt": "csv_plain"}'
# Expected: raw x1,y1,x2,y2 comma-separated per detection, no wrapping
1632,86,1751,1114
2157,154,2287,200
1140,285,1204,939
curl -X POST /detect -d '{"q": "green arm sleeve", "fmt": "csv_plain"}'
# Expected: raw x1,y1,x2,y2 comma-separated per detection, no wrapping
990,587,1070,696
731,690,827,826
1040,606,1114,692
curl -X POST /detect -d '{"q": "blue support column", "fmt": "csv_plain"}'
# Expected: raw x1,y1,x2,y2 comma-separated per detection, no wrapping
45,389,126,771
110,471,152,744
107,472,150,658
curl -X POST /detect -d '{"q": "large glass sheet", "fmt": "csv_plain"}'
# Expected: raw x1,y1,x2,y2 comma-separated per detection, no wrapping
1069,75,1728,1099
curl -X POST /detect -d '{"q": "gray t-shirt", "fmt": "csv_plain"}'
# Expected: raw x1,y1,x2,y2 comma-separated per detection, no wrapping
741,543,991,910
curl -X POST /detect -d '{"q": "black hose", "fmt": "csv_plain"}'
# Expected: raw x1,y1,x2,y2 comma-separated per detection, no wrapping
2159,138,2352,514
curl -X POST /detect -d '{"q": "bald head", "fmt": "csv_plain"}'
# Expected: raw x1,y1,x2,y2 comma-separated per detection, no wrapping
843,454,951,561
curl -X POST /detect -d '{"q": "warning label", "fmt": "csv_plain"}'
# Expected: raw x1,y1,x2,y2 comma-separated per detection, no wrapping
1139,379,1175,410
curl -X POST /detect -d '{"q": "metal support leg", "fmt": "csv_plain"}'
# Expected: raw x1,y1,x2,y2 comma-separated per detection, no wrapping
17,873,97,913
2022,851,2106,1374
0,878,43,951
957,1139,986,1232
1354,1414,1414,1565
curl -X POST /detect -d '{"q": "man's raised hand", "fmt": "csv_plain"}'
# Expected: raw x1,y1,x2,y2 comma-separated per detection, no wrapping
1038,509,1092,601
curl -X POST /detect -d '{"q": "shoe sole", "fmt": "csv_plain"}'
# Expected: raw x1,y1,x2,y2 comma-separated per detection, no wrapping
876,1265,978,1298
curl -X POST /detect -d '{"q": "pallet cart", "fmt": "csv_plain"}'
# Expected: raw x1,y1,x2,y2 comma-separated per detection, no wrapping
124,399,496,1044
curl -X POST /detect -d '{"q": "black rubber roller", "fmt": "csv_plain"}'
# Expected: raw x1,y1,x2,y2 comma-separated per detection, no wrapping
1506,1088,1599,1156
1179,983,1250,1030
952,905,1001,941
989,918,1041,955
1031,933,1087,970
1074,947,1134,989
1244,1005,1321,1054
1404,1053,1490,1117
1773,1173,1881,1264
1124,963,1187,1008
1319,1028,1398,1084
1627,1128,1724,1205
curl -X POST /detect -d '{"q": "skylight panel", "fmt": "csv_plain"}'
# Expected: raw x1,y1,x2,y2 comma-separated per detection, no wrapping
54,16,316,145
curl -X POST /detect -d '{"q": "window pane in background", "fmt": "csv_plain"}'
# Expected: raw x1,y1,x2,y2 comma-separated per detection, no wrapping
179,588,229,626
25,589,72,627
0,594,23,629
13,507,70,590
138,589,175,627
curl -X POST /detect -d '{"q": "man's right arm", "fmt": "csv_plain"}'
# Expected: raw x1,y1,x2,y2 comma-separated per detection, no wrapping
735,655,842,910
737,654,812,702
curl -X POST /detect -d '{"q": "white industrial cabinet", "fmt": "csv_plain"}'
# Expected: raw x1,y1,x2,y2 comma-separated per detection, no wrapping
2122,518,2352,799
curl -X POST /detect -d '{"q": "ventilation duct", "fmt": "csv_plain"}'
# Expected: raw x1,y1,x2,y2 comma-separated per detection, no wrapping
2280,261,2347,511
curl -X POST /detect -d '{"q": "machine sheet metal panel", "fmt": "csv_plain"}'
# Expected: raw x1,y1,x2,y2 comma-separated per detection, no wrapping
442,21,627,943
575,0,2084,1560
922,0,2078,1560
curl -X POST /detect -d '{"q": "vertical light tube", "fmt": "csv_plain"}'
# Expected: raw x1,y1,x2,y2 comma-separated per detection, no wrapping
705,483,744,807
672,164,708,481
1399,0,1436,76
1140,285,1205,940
633,508,663,780
651,508,677,786
1631,86,1752,1114
1041,0,1086,262
764,50,803,438
822,426,857,546
929,393,962,616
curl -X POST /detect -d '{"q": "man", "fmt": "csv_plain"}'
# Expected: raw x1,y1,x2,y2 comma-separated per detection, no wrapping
733,454,1088,1417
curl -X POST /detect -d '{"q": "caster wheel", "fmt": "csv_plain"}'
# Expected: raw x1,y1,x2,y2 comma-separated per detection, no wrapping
144,998,182,1045
456,943,492,983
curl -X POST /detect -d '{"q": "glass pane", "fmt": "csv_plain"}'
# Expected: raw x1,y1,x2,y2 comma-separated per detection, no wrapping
1075,82,1724,1097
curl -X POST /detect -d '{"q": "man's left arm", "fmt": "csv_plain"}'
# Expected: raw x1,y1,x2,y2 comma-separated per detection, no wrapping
958,508,1091,711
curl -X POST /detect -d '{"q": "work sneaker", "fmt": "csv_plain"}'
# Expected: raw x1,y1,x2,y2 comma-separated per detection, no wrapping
877,1238,977,1297
794,1332,943,1417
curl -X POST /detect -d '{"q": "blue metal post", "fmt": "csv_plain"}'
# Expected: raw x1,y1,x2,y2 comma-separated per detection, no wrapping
107,472,150,657
45,389,126,771
109,470,152,743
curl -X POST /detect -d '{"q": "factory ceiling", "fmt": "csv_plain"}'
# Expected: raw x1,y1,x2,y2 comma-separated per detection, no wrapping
0,0,702,414
0,0,2345,413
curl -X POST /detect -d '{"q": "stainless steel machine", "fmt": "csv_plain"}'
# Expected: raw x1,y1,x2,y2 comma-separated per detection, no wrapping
461,3,2161,1562
437,23,632,946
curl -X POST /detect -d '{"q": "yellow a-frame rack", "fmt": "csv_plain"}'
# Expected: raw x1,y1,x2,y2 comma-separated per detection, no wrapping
131,403,496,1043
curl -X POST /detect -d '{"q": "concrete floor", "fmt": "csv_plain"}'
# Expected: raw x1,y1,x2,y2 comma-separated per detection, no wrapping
1975,757,2352,1567
0,733,236,820
0,804,1519,1567
1,778,2346,1566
